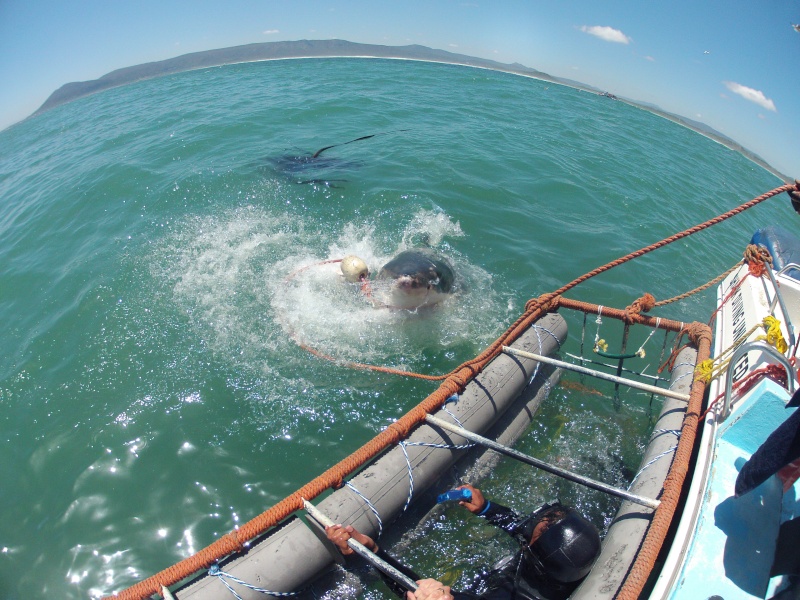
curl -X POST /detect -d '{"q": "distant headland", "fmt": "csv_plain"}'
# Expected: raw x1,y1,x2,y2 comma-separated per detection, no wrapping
33,39,789,182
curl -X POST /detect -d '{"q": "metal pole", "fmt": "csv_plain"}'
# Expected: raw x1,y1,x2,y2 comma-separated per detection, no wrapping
502,346,690,402
564,352,668,382
765,264,797,349
425,415,660,510
302,499,419,591
614,323,631,405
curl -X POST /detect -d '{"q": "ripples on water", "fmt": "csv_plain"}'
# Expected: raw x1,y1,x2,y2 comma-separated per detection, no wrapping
0,58,786,598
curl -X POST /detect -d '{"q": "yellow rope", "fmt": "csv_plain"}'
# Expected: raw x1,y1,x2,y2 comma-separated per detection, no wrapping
695,324,760,383
694,358,717,384
695,317,789,383
758,315,789,354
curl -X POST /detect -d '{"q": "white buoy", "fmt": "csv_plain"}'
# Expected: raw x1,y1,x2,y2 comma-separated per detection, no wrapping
340,255,369,283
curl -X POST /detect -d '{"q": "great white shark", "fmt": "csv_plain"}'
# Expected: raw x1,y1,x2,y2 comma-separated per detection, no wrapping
262,130,408,187
374,248,456,310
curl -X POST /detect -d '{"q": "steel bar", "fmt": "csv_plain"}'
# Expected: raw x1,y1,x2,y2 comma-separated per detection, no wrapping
425,414,660,510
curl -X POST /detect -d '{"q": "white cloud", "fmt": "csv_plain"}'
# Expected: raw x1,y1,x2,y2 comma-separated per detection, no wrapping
579,25,631,44
644,55,655,62
263,29,279,35
723,81,776,112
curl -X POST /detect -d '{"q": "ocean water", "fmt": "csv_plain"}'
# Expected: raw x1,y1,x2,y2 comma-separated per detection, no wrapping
0,58,788,599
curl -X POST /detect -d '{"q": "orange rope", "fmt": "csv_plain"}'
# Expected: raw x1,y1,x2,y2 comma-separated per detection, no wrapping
699,363,790,422
706,244,775,329
107,181,799,599
625,292,656,322
616,325,712,600
287,183,795,379
744,243,773,277
108,298,554,600
655,236,772,307
284,258,344,280
297,340,448,380
526,182,796,306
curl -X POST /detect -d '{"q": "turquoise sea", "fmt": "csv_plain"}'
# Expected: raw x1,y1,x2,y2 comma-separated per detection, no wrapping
0,58,789,599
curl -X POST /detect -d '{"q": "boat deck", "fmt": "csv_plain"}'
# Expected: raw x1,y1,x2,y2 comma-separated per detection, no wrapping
663,378,793,599
651,255,800,600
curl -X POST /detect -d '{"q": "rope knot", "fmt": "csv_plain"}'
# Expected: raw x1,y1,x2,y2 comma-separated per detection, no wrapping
744,244,772,277
449,373,468,390
686,322,712,347
694,358,715,383
765,363,789,388
625,293,656,321
761,316,789,354
526,293,557,313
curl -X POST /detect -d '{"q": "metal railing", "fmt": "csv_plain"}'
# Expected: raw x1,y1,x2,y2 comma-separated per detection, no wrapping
721,340,796,419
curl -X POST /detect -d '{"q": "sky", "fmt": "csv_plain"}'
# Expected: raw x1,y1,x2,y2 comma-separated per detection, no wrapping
1,0,798,179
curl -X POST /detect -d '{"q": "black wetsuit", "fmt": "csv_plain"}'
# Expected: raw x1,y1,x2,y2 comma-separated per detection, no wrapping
371,501,579,600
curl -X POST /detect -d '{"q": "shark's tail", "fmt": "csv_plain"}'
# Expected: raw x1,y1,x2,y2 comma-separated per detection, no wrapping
311,129,410,158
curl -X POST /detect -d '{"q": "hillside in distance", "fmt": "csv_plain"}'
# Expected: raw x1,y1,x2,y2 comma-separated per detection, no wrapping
33,39,789,181
624,98,784,179
34,39,565,115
